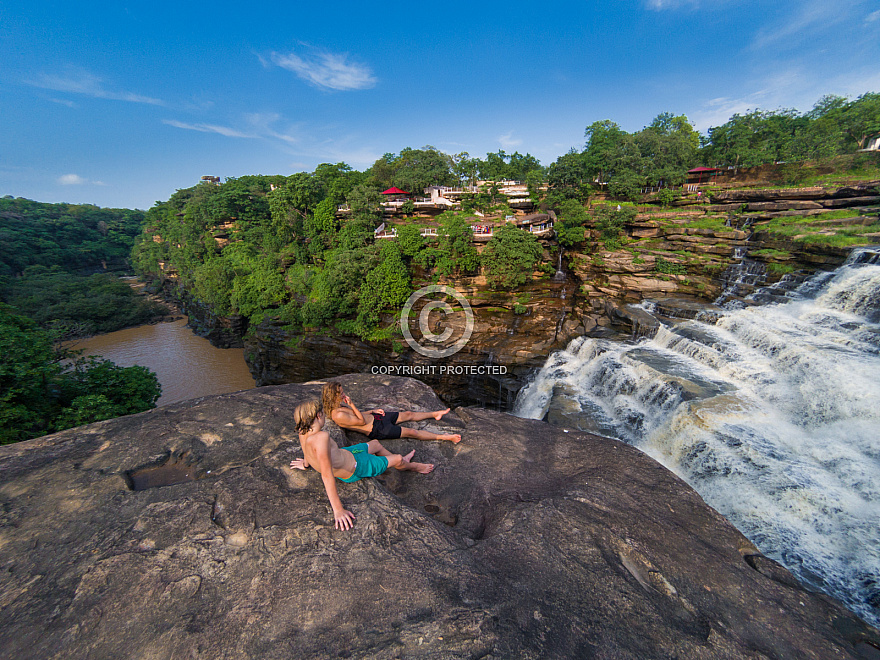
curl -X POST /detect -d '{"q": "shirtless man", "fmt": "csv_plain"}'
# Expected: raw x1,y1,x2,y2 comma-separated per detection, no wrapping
290,399,435,530
321,382,462,444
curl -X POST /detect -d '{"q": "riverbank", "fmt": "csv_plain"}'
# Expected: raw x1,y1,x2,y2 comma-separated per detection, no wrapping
70,317,255,407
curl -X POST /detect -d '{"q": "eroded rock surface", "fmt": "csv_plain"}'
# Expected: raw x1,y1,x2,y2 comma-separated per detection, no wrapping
1,375,878,659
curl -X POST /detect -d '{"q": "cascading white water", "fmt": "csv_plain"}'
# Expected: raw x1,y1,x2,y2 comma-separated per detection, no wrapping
514,247,880,626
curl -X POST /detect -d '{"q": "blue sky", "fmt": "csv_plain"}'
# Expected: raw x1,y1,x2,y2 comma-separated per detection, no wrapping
2,0,878,210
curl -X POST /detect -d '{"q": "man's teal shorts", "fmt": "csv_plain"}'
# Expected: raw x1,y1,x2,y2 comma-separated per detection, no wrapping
338,443,389,482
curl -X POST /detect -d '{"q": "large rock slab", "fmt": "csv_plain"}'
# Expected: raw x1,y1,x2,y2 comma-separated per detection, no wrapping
2,375,878,659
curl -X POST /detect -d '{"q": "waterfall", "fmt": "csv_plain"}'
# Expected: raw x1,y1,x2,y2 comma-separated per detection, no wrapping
514,247,880,626
715,246,768,307
553,248,566,282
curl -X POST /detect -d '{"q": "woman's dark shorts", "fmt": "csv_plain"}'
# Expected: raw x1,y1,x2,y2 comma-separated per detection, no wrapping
368,411,402,440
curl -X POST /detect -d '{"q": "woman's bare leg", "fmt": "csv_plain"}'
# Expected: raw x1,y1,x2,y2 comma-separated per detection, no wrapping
396,408,451,423
400,427,461,443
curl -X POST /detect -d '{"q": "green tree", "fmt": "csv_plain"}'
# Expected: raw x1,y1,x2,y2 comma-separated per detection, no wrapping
6,268,166,339
368,147,455,194
594,205,636,250
0,305,161,443
268,173,323,244
229,254,288,317
481,225,543,289
451,152,479,186
313,162,364,205
548,149,591,201
357,241,412,329
0,304,62,442
838,92,880,150
584,120,629,184
636,113,700,186
303,198,340,259
0,197,146,278
429,213,480,277
555,199,588,247
397,225,425,259
478,150,544,182
193,257,235,315
59,357,161,422
702,109,801,168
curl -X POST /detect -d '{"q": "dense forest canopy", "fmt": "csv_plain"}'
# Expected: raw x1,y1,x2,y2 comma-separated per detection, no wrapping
0,196,145,278
0,303,161,444
547,92,880,201
0,196,166,338
132,171,542,343
0,198,166,442
131,91,880,347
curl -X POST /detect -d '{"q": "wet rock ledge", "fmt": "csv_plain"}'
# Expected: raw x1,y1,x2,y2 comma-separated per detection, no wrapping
1,374,878,659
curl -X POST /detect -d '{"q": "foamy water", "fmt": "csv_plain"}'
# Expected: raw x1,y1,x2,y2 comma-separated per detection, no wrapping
514,248,880,625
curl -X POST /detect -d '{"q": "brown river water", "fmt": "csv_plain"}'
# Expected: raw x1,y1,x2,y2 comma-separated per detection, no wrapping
68,319,256,406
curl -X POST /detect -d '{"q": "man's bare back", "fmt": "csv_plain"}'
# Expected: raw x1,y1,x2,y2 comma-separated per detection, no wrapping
299,430,357,480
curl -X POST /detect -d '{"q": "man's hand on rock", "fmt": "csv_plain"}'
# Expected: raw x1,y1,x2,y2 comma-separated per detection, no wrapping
290,458,308,470
334,509,356,530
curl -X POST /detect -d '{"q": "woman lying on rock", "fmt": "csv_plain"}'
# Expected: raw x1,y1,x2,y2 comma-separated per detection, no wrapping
290,399,435,530
321,382,462,444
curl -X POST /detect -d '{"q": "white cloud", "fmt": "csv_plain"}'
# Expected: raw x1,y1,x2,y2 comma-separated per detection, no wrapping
866,9,880,22
498,132,523,149
644,0,703,10
58,174,87,185
48,97,77,108
245,112,300,144
270,49,376,91
751,0,861,50
162,119,257,138
29,67,163,105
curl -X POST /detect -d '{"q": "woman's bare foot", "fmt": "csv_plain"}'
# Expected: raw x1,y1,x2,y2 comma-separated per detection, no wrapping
432,408,450,421
395,450,435,474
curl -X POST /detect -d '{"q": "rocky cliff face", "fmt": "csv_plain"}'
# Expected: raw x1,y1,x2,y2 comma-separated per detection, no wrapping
158,280,247,349
245,278,585,410
1,374,877,659
151,182,878,407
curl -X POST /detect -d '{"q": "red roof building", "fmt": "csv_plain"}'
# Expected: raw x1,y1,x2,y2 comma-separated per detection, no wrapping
686,167,722,184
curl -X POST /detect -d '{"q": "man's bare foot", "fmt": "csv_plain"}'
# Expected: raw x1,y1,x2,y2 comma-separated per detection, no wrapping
410,462,435,474
439,433,461,443
433,408,450,421
402,450,416,463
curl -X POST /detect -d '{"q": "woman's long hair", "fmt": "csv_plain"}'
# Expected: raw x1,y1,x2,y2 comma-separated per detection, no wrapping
321,382,343,417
